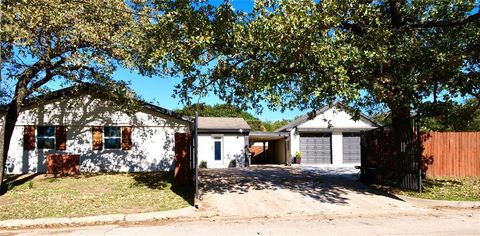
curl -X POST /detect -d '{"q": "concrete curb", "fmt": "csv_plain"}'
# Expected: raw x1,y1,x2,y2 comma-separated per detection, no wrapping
0,206,196,228
395,194,480,208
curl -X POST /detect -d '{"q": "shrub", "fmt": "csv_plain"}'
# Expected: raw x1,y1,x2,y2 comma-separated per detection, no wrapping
199,160,208,169
228,159,237,168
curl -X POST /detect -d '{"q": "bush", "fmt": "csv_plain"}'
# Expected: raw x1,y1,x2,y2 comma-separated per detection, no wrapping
199,160,208,169
228,159,237,168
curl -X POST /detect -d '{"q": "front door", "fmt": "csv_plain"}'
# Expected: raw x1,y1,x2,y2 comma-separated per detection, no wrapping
213,137,223,165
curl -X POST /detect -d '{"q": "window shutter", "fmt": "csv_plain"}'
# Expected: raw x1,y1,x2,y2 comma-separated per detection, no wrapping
92,126,103,150
56,126,67,150
121,126,132,150
23,125,36,150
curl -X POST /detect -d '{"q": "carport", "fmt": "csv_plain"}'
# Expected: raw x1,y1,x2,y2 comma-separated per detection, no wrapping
248,131,290,165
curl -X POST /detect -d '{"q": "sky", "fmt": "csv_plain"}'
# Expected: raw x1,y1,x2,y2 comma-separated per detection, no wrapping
112,0,306,122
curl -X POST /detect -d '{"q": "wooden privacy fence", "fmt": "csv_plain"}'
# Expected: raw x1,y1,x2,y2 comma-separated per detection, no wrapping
423,132,480,177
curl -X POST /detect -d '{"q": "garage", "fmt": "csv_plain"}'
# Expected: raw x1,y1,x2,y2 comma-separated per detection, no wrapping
342,133,361,164
299,133,332,164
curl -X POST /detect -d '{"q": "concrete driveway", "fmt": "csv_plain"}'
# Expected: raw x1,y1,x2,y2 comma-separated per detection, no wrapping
198,165,425,217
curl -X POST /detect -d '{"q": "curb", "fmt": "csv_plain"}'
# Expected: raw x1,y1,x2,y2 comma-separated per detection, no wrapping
395,195,480,209
0,206,196,229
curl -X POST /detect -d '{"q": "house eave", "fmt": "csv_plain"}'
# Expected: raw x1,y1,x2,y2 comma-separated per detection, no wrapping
198,128,251,134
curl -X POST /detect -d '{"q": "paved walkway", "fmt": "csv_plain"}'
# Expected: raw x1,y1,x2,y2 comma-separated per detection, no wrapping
0,207,196,229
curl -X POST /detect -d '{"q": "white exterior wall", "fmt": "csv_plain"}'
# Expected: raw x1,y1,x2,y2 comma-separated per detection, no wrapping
4,95,189,174
290,107,375,167
331,131,343,165
298,107,374,129
198,133,247,168
290,128,300,157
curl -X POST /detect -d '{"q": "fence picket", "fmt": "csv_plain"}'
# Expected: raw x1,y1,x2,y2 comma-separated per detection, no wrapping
423,132,480,177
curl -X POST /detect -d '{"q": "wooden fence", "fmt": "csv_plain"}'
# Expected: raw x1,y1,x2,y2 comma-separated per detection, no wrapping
423,132,480,177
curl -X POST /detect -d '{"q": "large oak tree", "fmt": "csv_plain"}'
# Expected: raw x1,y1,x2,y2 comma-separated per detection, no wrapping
141,0,479,126
0,0,146,192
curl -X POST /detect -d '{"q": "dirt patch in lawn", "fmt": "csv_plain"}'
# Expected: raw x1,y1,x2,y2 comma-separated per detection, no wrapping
0,173,193,220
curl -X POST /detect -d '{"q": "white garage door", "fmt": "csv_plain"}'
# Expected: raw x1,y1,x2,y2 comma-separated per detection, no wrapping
299,133,331,164
342,133,361,164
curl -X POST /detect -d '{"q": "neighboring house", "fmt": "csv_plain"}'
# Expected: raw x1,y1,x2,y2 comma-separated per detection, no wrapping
1,86,191,174
197,117,251,168
276,102,379,166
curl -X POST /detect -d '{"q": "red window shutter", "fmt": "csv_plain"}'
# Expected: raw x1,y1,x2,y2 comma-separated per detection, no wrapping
121,126,132,150
92,126,103,150
23,125,36,150
56,126,67,150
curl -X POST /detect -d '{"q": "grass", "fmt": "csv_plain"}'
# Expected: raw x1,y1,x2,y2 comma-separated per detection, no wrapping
397,177,480,201
0,173,193,220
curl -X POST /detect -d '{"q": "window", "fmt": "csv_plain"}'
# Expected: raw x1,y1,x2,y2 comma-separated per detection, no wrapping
37,126,55,149
104,127,121,149
92,126,132,150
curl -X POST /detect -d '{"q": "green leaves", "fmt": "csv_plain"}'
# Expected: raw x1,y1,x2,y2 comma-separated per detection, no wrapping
2,0,144,91
139,0,479,118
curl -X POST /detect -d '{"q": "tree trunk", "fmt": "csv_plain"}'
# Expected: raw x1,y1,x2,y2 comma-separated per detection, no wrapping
391,105,411,128
0,80,28,194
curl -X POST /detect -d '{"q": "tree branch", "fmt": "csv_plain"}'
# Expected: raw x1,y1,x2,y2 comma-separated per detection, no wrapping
27,57,67,94
410,11,480,28
340,22,364,34
389,0,405,28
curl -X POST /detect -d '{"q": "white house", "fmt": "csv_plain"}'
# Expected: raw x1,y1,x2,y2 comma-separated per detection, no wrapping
276,102,379,166
197,117,250,168
1,86,192,174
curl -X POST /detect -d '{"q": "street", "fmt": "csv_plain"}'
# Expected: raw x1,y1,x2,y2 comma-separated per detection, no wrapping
3,208,480,236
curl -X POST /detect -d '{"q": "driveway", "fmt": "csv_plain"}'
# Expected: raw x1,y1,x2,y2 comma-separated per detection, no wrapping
198,165,425,217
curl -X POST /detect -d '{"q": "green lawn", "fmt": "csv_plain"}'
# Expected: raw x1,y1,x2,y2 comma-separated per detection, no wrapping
0,173,193,220
399,177,480,201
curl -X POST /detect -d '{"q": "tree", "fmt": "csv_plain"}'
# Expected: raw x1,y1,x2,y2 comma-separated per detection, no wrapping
0,0,145,193
141,0,479,129
420,98,480,131
263,119,292,132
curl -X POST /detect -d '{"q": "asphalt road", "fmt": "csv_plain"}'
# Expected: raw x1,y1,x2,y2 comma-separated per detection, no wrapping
4,209,480,236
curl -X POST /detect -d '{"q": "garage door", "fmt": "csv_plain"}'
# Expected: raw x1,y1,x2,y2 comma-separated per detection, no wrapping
299,133,331,164
343,133,361,164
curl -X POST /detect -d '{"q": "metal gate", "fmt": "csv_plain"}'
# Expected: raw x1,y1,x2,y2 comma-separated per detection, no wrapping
360,117,422,192
299,133,332,164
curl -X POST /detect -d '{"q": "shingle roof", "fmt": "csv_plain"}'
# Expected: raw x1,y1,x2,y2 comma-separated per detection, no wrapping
0,84,191,123
198,117,251,131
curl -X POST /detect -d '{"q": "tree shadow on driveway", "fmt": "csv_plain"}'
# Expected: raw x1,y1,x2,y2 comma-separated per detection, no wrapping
199,165,403,205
